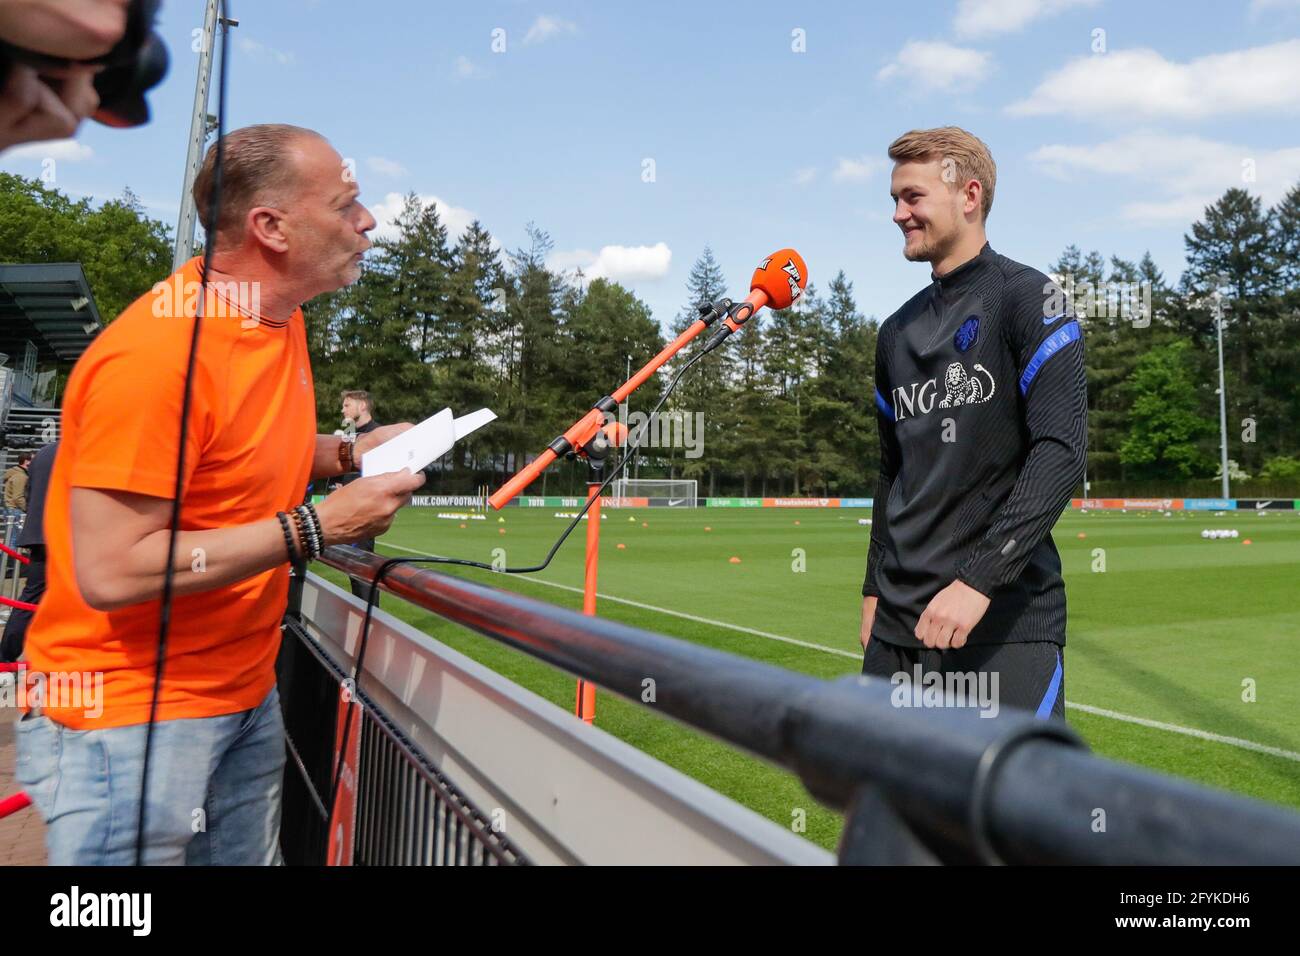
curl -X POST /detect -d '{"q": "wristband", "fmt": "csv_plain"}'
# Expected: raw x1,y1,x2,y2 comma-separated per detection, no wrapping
293,506,321,560
276,511,299,562
338,433,357,473
303,502,325,553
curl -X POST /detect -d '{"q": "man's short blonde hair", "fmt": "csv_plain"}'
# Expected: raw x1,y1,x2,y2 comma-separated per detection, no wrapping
193,123,324,238
888,126,997,221
341,389,372,414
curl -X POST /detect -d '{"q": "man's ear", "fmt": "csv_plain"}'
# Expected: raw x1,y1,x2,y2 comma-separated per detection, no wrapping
963,180,983,220
247,206,290,253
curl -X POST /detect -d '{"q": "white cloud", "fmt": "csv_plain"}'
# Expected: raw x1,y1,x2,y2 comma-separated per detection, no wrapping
1028,131,1300,224
954,0,1099,38
523,15,577,46
238,37,295,66
3,139,93,162
877,41,992,92
549,243,672,283
369,192,480,242
365,156,408,178
453,55,485,80
1009,40,1300,121
793,166,817,186
832,156,886,183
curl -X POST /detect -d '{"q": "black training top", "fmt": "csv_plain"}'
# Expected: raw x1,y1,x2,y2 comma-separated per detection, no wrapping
16,442,57,549
863,243,1087,647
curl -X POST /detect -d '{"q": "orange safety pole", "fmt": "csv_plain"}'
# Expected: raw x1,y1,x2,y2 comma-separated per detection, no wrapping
575,481,601,723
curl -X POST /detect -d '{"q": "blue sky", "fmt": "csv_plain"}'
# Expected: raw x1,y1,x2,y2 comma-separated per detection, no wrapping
5,0,1300,325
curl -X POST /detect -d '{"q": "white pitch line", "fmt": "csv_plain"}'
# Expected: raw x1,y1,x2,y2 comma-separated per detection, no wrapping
374,541,1300,763
376,541,861,660
1066,704,1300,764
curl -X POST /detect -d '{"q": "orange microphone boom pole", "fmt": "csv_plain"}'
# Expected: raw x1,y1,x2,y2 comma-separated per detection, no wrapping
489,316,714,511
486,249,808,723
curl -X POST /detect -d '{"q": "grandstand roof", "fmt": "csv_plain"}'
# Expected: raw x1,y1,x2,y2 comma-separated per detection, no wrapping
0,262,102,364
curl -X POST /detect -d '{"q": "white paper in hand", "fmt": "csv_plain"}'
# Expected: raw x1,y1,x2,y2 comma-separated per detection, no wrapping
360,408,496,477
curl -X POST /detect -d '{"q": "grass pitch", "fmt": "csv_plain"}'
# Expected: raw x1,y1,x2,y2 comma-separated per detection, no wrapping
313,504,1300,852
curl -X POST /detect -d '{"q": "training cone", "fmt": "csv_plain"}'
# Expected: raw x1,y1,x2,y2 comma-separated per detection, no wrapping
617,543,626,550
1243,539,1252,545
1078,532,1086,539
460,523,466,528
729,556,741,564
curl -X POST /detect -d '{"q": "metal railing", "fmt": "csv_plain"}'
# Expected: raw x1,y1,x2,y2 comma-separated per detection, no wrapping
308,546,1300,865
277,599,529,866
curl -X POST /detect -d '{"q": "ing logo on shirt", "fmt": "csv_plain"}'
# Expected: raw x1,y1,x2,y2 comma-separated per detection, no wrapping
891,361,998,420
938,362,995,408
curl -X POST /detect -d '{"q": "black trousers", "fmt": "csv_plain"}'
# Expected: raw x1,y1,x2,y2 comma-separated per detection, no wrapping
1,548,45,662
862,637,1065,720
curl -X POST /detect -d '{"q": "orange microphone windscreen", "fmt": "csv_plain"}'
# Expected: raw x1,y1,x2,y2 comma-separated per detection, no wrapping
751,249,808,311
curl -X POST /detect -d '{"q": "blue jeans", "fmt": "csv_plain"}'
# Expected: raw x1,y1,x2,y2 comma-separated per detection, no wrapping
15,685,285,865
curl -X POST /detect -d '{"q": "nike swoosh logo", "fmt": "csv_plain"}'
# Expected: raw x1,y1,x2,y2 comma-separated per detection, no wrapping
1043,313,1067,325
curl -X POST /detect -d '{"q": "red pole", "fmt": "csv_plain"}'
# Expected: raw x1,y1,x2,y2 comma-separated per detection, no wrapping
0,791,32,820
575,481,601,723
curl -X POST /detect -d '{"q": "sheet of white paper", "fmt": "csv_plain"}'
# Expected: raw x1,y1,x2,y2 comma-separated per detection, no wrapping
361,407,496,477
453,407,497,441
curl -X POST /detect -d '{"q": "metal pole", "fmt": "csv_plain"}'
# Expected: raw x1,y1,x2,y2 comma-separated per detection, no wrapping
1216,307,1230,499
172,0,222,270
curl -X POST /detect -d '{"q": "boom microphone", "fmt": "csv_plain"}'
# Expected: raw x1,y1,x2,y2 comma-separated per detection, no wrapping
703,248,808,352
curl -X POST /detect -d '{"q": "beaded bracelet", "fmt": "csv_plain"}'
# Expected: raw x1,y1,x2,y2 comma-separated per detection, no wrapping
275,511,299,562
303,503,324,554
293,503,326,560
292,506,319,560
308,503,325,550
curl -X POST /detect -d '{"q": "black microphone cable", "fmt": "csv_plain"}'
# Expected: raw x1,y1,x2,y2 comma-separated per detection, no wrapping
325,344,713,827
134,1,230,866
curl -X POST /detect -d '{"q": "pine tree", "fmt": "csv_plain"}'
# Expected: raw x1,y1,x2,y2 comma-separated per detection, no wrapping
668,247,731,495
1182,189,1286,473
1273,184,1300,289
805,271,878,494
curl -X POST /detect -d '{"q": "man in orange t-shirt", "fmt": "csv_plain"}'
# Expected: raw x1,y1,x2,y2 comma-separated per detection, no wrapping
15,124,425,865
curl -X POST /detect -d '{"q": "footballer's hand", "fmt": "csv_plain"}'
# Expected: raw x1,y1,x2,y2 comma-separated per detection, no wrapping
860,595,877,650
915,580,990,650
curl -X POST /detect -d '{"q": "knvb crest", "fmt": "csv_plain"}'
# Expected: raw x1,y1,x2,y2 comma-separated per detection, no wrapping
954,315,980,352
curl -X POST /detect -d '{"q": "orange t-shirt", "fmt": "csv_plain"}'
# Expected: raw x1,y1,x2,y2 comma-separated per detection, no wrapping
25,257,317,729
